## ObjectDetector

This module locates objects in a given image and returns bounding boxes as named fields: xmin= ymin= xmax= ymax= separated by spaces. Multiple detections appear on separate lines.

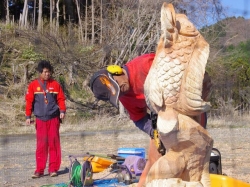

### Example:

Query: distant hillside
xmin=200 ymin=17 xmax=250 ymax=60
xmin=218 ymin=17 xmax=250 ymax=46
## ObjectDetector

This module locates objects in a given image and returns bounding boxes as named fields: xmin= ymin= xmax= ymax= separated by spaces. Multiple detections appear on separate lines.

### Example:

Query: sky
xmin=220 ymin=0 xmax=250 ymax=19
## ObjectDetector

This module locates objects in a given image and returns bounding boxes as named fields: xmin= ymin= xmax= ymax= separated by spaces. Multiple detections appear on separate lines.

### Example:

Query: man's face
xmin=113 ymin=74 xmax=130 ymax=95
xmin=40 ymin=68 xmax=51 ymax=81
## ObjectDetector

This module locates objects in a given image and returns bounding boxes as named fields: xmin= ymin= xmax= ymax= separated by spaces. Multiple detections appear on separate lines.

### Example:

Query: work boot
xmin=32 ymin=172 xmax=43 ymax=179
xmin=50 ymin=172 xmax=58 ymax=177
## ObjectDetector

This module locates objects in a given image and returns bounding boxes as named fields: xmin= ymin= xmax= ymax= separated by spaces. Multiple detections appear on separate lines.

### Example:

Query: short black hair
xmin=36 ymin=60 xmax=53 ymax=73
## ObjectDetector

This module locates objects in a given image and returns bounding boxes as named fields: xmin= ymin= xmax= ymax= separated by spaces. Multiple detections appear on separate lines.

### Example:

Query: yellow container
xmin=83 ymin=156 xmax=114 ymax=173
xmin=211 ymin=174 xmax=250 ymax=187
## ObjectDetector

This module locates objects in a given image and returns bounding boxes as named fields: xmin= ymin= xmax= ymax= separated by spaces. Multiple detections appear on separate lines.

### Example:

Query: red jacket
xmin=119 ymin=53 xmax=155 ymax=121
xmin=25 ymin=78 xmax=66 ymax=121
xmin=119 ymin=53 xmax=207 ymax=128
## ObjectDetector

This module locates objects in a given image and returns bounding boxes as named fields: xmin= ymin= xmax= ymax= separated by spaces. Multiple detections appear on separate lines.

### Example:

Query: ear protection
xmin=107 ymin=65 xmax=123 ymax=75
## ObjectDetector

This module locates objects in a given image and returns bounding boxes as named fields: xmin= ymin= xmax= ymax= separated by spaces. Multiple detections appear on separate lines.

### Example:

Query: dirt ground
xmin=0 ymin=126 xmax=250 ymax=187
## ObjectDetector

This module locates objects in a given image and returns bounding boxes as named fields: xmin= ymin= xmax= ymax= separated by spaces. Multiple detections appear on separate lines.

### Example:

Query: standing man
xmin=25 ymin=60 xmax=66 ymax=178
xmin=89 ymin=53 xmax=211 ymax=186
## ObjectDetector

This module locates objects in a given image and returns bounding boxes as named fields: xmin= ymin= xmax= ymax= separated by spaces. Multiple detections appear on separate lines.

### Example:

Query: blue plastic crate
xmin=117 ymin=147 xmax=146 ymax=159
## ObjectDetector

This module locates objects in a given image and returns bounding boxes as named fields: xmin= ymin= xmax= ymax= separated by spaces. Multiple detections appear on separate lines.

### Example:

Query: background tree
xmin=84 ymin=0 xmax=88 ymax=41
xmin=37 ymin=0 xmax=43 ymax=31
xmin=32 ymin=0 xmax=37 ymax=28
xmin=19 ymin=0 xmax=29 ymax=29
xmin=74 ymin=0 xmax=84 ymax=43
xmin=50 ymin=0 xmax=54 ymax=32
xmin=5 ymin=0 xmax=10 ymax=24
xmin=91 ymin=0 xmax=95 ymax=44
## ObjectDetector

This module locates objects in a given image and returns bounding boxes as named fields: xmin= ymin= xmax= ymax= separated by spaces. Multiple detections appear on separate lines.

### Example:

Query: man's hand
xmin=26 ymin=118 xmax=32 ymax=125
xmin=60 ymin=113 xmax=65 ymax=119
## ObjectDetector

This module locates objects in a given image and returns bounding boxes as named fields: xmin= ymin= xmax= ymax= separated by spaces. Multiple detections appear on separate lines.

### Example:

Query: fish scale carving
xmin=156 ymin=57 xmax=183 ymax=104
xmin=144 ymin=4 xmax=210 ymax=116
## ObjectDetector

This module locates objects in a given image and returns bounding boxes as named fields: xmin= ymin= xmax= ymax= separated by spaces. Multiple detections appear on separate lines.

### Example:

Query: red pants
xmin=35 ymin=117 xmax=61 ymax=174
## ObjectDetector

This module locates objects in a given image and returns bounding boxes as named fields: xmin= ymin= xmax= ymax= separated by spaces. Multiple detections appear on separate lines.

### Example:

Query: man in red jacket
xmin=90 ymin=53 xmax=211 ymax=186
xmin=25 ymin=60 xmax=66 ymax=178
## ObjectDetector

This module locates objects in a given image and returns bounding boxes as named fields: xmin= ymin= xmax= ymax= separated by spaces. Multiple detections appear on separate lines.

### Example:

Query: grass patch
xmin=208 ymin=114 xmax=250 ymax=128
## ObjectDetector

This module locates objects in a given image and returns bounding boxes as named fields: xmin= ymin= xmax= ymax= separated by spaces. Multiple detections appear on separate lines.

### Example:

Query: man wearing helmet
xmin=89 ymin=53 xmax=211 ymax=186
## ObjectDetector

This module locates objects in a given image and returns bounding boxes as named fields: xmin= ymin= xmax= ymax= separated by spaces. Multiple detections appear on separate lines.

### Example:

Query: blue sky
xmin=220 ymin=0 xmax=250 ymax=19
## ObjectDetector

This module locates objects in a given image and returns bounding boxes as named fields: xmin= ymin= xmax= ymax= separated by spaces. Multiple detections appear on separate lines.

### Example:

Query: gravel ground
xmin=0 ymin=126 xmax=250 ymax=187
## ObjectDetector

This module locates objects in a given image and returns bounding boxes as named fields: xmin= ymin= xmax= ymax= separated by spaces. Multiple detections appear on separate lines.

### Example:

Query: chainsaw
xmin=151 ymin=113 xmax=166 ymax=155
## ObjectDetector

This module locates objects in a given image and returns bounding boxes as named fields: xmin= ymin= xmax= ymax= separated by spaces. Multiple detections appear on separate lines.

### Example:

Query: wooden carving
xmin=144 ymin=3 xmax=213 ymax=187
